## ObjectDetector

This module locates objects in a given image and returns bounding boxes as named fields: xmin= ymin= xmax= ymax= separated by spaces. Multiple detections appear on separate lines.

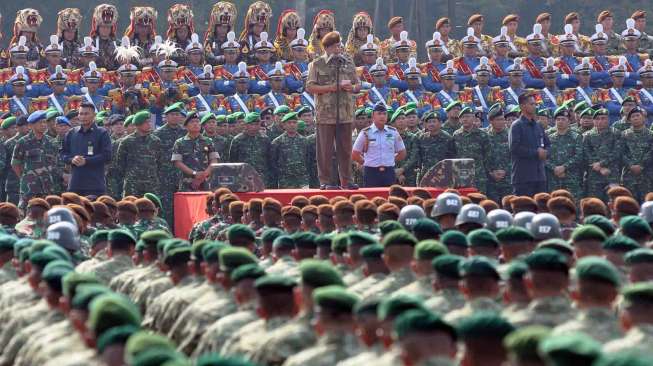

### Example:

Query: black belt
xmin=365 ymin=166 xmax=394 ymax=172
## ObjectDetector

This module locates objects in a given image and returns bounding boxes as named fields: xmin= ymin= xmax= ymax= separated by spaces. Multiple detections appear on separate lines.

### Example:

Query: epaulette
xmin=387 ymin=125 xmax=397 ymax=130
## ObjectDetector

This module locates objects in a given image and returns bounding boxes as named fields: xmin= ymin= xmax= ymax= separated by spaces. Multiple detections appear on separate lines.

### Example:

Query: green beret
xmin=571 ymin=225 xmax=607 ymax=242
xmin=42 ymin=260 xmax=75 ymax=291
xmin=62 ymin=272 xmax=100 ymax=299
xmin=42 ymin=244 xmax=72 ymax=262
xmin=227 ymin=224 xmax=256 ymax=243
xmin=163 ymin=102 xmax=185 ymax=115
xmin=505 ymin=105 xmax=521 ymax=116
xmin=296 ymin=120 xmax=306 ymax=132
xmin=219 ymin=247 xmax=257 ymax=272
xmin=348 ymin=231 xmax=378 ymax=247
xmin=504 ymin=326 xmax=551 ymax=362
xmin=379 ymin=221 xmax=404 ymax=236
xmin=46 ymin=109 xmax=61 ymax=121
xmin=88 ymin=293 xmax=142 ymax=335
xmin=30 ymin=239 xmax=56 ymax=254
xmin=382 ymin=230 xmax=418 ymax=247
xmin=365 ymin=107 xmax=373 ymax=117
xmin=378 ymin=294 xmax=425 ymax=321
xmin=458 ymin=106 xmax=473 ymax=118
xmin=457 ymin=312 xmax=515 ymax=340
xmin=360 ymin=243 xmax=383 ymax=259
xmin=354 ymin=298 xmax=381 ymax=317
xmin=254 ymin=275 xmax=297 ymax=291
xmin=414 ymin=240 xmax=448 ymax=260
xmin=602 ymin=235 xmax=640 ymax=252
xmin=496 ymin=227 xmax=534 ymax=243
xmin=432 ymin=254 xmax=464 ymax=279
xmin=536 ymin=108 xmax=551 ymax=117
xmin=196 ymin=354 xmax=257 ymax=366
xmin=292 ymin=232 xmax=317 ymax=249
xmin=583 ymin=215 xmax=616 ymax=236
xmin=355 ymin=107 xmax=367 ymax=117
xmin=96 ymin=324 xmax=139 ymax=354
xmin=420 ymin=111 xmax=434 ymax=122
xmin=412 ymin=218 xmax=442 ymax=239
xmin=593 ymin=108 xmax=609 ymax=118
xmin=467 ymin=228 xmax=499 ymax=248
xmin=537 ymin=238 xmax=574 ymax=257
xmin=488 ymin=104 xmax=504 ymax=120
xmin=274 ymin=105 xmax=291 ymax=115
xmin=622 ymin=282 xmax=653 ymax=306
xmin=444 ymin=100 xmax=462 ymax=112
xmin=394 ymin=308 xmax=456 ymax=340
xmin=261 ymin=228 xmax=285 ymax=244
xmin=575 ymin=256 xmax=621 ymax=286
xmin=233 ymin=111 xmax=245 ymax=120
xmin=123 ymin=115 xmax=134 ymax=127
xmin=90 ymin=230 xmax=109 ymax=246
xmin=191 ymin=240 xmax=210 ymax=261
xmin=506 ymin=260 xmax=528 ymax=280
xmin=619 ymin=216 xmax=652 ymax=240
xmin=553 ymin=106 xmax=570 ymax=119
xmin=299 ymin=259 xmax=344 ymax=288
xmin=440 ymin=230 xmax=469 ymax=247
xmin=390 ymin=108 xmax=403 ymax=124
xmin=71 ymin=284 xmax=110 ymax=309
xmin=281 ymin=112 xmax=298 ymax=123
xmin=331 ymin=233 xmax=349 ymax=254
xmin=539 ymin=332 xmax=602 ymax=366
xmin=200 ymin=113 xmax=216 ymax=125
xmin=230 ymin=263 xmax=266 ymax=283
xmin=1 ymin=117 xmax=16 ymax=130
xmin=386 ymin=107 xmax=395 ymax=117
xmin=573 ymin=101 xmax=588 ymax=113
xmin=162 ymin=239 xmax=191 ymax=265
xmin=460 ymin=256 xmax=500 ymax=279
xmin=315 ymin=233 xmax=334 ymax=248
xmin=215 ymin=115 xmax=226 ymax=125
xmin=14 ymin=238 xmax=32 ymax=257
xmin=525 ymin=248 xmax=569 ymax=272
xmin=625 ymin=248 xmax=653 ymax=265
xmin=244 ymin=112 xmax=260 ymax=124
xmin=130 ymin=347 xmax=186 ymax=366
xmin=226 ymin=114 xmax=237 ymax=124
xmin=313 ymin=285 xmax=359 ymax=313
xmin=202 ymin=242 xmax=228 ymax=263
xmin=0 ymin=235 xmax=17 ymax=251
xmin=594 ymin=351 xmax=653 ymax=366
xmin=109 ymin=229 xmax=136 ymax=245
xmin=140 ymin=230 xmax=171 ymax=246
xmin=404 ymin=108 xmax=417 ymax=116
xmin=125 ymin=331 xmax=176 ymax=364
xmin=184 ymin=111 xmax=200 ymax=126
xmin=131 ymin=110 xmax=151 ymax=126
xmin=30 ymin=249 xmax=66 ymax=269
xmin=273 ymin=235 xmax=295 ymax=251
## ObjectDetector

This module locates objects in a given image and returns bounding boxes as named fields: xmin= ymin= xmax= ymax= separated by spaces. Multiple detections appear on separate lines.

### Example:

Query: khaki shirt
xmin=307 ymin=53 xmax=359 ymax=124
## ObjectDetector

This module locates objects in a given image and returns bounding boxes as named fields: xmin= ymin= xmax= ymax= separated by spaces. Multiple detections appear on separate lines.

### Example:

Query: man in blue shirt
xmin=352 ymin=102 xmax=407 ymax=187
xmin=61 ymin=102 xmax=112 ymax=197
xmin=508 ymin=92 xmax=550 ymax=196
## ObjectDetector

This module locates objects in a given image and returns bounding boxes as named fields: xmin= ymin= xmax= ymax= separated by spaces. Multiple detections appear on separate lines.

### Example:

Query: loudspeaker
xmin=209 ymin=163 xmax=265 ymax=192
xmin=419 ymin=159 xmax=475 ymax=188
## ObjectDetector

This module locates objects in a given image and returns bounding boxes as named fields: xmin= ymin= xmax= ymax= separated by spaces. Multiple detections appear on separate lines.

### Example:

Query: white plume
xmin=84 ymin=36 xmax=92 ymax=47
xmin=297 ymin=28 xmax=305 ymax=40
xmin=564 ymin=24 xmax=573 ymax=34
xmin=260 ymin=31 xmax=268 ymax=42
xmin=227 ymin=31 xmax=235 ymax=42
xmin=446 ymin=60 xmax=453 ymax=69
xmin=546 ymin=57 xmax=554 ymax=67
xmin=400 ymin=30 xmax=408 ymax=41
xmin=467 ymin=27 xmax=474 ymax=37
xmin=434 ymin=32 xmax=442 ymax=41
xmin=89 ymin=61 xmax=97 ymax=72
xmin=18 ymin=36 xmax=26 ymax=46
xmin=480 ymin=56 xmax=488 ymax=65
xmin=237 ymin=61 xmax=247 ymax=73
xmin=49 ymin=35 xmax=58 ymax=46
xmin=500 ymin=26 xmax=508 ymax=36
xmin=595 ymin=24 xmax=603 ymax=33
xmin=408 ymin=57 xmax=416 ymax=68
xmin=157 ymin=40 xmax=180 ymax=59
xmin=533 ymin=23 xmax=542 ymax=34
xmin=627 ymin=18 xmax=635 ymax=29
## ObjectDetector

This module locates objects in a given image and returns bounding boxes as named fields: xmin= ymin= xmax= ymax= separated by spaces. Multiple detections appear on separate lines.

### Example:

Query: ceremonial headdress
xmin=526 ymin=24 xmax=543 ymax=43
xmin=590 ymin=24 xmax=608 ymax=44
xmin=494 ymin=26 xmax=511 ymax=45
xmin=559 ymin=24 xmax=577 ymax=46
xmin=11 ymin=8 xmax=42 ymax=45
xmin=57 ymin=8 xmax=82 ymax=39
xmin=221 ymin=31 xmax=240 ymax=50
xmin=290 ymin=28 xmax=308 ymax=49
xmin=90 ymin=4 xmax=118 ymax=38
xmin=125 ymin=7 xmax=157 ymax=39
xmin=462 ymin=27 xmax=480 ymax=46
xmin=45 ymin=35 xmax=62 ymax=55
xmin=622 ymin=18 xmax=641 ymax=39
xmin=240 ymin=1 xmax=272 ymax=41
xmin=205 ymin=2 xmax=237 ymax=42
xmin=79 ymin=36 xmax=99 ymax=56
xmin=166 ymin=4 xmax=194 ymax=39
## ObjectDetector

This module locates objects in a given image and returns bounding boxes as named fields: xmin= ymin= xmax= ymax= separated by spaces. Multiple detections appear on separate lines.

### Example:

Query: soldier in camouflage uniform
xmin=201 ymin=114 xmax=229 ymax=163
xmin=4 ymin=118 xmax=29 ymax=205
xmin=0 ymin=117 xmax=16 ymax=202
xmin=583 ymin=108 xmax=622 ymax=202
xmin=228 ymin=112 xmax=272 ymax=187
xmin=453 ymin=107 xmax=490 ymax=194
xmin=305 ymin=132 xmax=319 ymax=188
xmin=172 ymin=112 xmax=219 ymax=192
xmin=392 ymin=109 xmax=418 ymax=186
xmin=486 ymin=106 xmax=512 ymax=203
xmin=619 ymin=107 xmax=653 ymax=202
xmin=416 ymin=111 xmax=455 ymax=183
xmin=153 ymin=103 xmax=187 ymax=226
xmin=271 ymin=112 xmax=310 ymax=188
xmin=546 ymin=107 xmax=585 ymax=199
xmin=11 ymin=111 xmax=59 ymax=210
xmin=105 ymin=115 xmax=128 ymax=199
xmin=116 ymin=111 xmax=165 ymax=198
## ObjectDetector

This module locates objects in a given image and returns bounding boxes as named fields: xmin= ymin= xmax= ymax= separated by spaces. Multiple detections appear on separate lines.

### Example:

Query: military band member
xmin=364 ymin=58 xmax=398 ymax=110
xmin=605 ymin=57 xmax=636 ymax=122
xmin=380 ymin=17 xmax=417 ymax=64
xmin=436 ymin=61 xmax=459 ymax=111
xmin=204 ymin=2 xmax=238 ymax=66
xmin=80 ymin=62 xmax=107 ymax=113
xmin=556 ymin=24 xmax=582 ymax=89
xmin=521 ymin=24 xmax=548 ymax=89
xmin=539 ymin=58 xmax=563 ymax=113
xmin=213 ymin=31 xmax=242 ymax=95
xmin=502 ymin=58 xmax=526 ymax=107
xmin=45 ymin=66 xmax=70 ymax=115
xmin=535 ymin=13 xmax=556 ymax=58
xmin=345 ymin=12 xmax=379 ymax=67
xmin=622 ymin=18 xmax=647 ymax=76
xmin=503 ymin=14 xmax=527 ymax=58
xmin=90 ymin=4 xmax=119 ymax=71
xmin=184 ymin=34 xmax=207 ymax=78
xmin=10 ymin=9 xmax=44 ymax=69
xmin=261 ymin=62 xmax=288 ymax=110
xmin=400 ymin=58 xmax=433 ymax=118
xmin=489 ymin=27 xmax=512 ymax=88
xmin=468 ymin=57 xmax=498 ymax=126
xmin=467 ymin=14 xmax=493 ymax=57
xmin=166 ymin=4 xmax=194 ymax=65
xmin=239 ymin=1 xmax=273 ymax=64
xmin=285 ymin=28 xmax=310 ymax=93
xmin=226 ymin=62 xmax=258 ymax=113
xmin=8 ymin=67 xmax=32 ymax=117
xmin=307 ymin=10 xmax=335 ymax=59
xmin=248 ymin=31 xmax=275 ymax=94
xmin=193 ymin=65 xmax=223 ymax=115
xmin=124 ymin=7 xmax=158 ymax=66
xmin=56 ymin=8 xmax=83 ymax=69
xmin=631 ymin=10 xmax=653 ymax=55
xmin=421 ymin=32 xmax=447 ymax=93
xmin=172 ymin=112 xmax=218 ymax=191
xmin=273 ymin=9 xmax=300 ymax=63
xmin=547 ymin=107 xmax=584 ymax=199
xmin=455 ymin=28 xmax=482 ymax=88
xmin=569 ymin=58 xmax=598 ymax=106
xmin=588 ymin=24 xmax=614 ymax=88
xmin=563 ymin=12 xmax=592 ymax=56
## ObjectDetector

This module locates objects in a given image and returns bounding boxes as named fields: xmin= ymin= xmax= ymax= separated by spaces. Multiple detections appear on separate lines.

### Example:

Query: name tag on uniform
xmin=87 ymin=145 xmax=94 ymax=156
xmin=386 ymin=133 xmax=393 ymax=140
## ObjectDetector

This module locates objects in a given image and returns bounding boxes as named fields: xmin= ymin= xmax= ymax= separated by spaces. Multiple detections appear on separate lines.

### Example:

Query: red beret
xmin=321 ymin=31 xmax=341 ymax=48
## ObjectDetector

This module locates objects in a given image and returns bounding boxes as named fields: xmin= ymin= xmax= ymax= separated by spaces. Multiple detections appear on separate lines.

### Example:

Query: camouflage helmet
xmin=398 ymin=205 xmax=426 ymax=230
xmin=455 ymin=204 xmax=487 ymax=226
xmin=46 ymin=207 xmax=78 ymax=228
xmin=486 ymin=209 xmax=513 ymax=232
xmin=641 ymin=201 xmax=653 ymax=224
xmin=432 ymin=193 xmax=462 ymax=217
xmin=513 ymin=211 xmax=536 ymax=230
xmin=530 ymin=213 xmax=561 ymax=240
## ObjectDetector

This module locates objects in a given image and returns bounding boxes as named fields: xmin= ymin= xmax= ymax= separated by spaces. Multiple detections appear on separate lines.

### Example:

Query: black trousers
xmin=513 ymin=181 xmax=547 ymax=196
xmin=363 ymin=166 xmax=396 ymax=187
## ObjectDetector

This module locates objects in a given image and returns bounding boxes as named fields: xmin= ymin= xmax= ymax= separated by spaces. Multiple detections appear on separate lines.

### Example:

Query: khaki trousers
xmin=316 ymin=123 xmax=352 ymax=185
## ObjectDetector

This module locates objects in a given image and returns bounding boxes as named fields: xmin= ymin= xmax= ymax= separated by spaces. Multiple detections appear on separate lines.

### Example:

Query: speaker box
xmin=419 ymin=159 xmax=475 ymax=188
xmin=209 ymin=163 xmax=265 ymax=192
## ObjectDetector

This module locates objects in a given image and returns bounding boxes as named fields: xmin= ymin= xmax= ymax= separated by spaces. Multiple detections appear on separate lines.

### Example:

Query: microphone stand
xmin=332 ymin=55 xmax=346 ymax=188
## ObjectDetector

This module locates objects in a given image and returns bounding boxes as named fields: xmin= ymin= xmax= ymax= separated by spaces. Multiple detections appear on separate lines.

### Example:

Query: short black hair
xmin=16 ymin=116 xmax=28 ymax=126
xmin=79 ymin=102 xmax=97 ymax=111
xmin=106 ymin=114 xmax=125 ymax=125
xmin=518 ymin=92 xmax=533 ymax=106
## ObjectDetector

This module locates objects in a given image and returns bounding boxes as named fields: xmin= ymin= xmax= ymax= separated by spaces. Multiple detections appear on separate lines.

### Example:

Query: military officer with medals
xmin=454 ymin=28 xmax=481 ymax=88
xmin=489 ymin=27 xmax=512 ymax=88
xmin=261 ymin=62 xmax=289 ymax=110
xmin=399 ymin=58 xmax=433 ymax=118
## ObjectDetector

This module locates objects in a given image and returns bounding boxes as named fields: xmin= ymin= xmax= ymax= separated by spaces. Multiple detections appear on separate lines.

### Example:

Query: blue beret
xmin=27 ymin=110 xmax=48 ymax=124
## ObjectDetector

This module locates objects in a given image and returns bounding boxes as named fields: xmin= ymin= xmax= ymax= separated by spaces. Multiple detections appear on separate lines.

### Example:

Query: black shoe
xmin=319 ymin=184 xmax=328 ymax=190
xmin=343 ymin=183 xmax=359 ymax=190
xmin=325 ymin=184 xmax=341 ymax=190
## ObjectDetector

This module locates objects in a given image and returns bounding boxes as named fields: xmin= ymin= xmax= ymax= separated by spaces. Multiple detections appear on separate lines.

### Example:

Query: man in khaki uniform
xmin=306 ymin=31 xmax=361 ymax=190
